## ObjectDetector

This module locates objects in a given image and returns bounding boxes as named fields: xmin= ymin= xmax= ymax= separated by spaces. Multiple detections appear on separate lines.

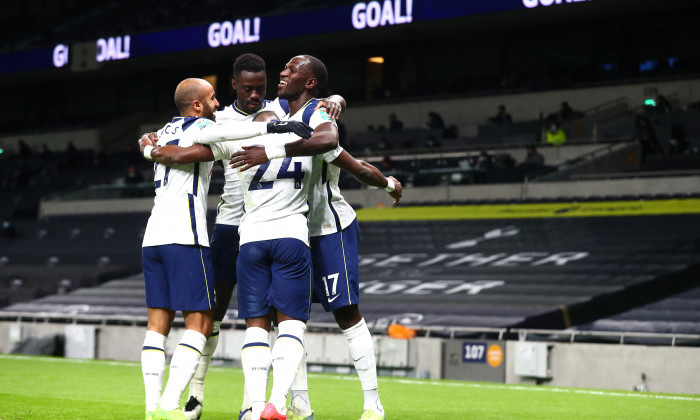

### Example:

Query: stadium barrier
xmin=1 ymin=315 xmax=699 ymax=394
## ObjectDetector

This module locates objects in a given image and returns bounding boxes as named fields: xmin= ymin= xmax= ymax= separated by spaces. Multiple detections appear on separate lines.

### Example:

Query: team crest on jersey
xmin=319 ymin=108 xmax=333 ymax=121
xmin=196 ymin=119 xmax=213 ymax=129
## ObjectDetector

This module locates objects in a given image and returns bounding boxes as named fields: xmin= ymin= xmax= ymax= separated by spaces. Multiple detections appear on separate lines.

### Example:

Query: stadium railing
xmin=2 ymin=311 xmax=698 ymax=348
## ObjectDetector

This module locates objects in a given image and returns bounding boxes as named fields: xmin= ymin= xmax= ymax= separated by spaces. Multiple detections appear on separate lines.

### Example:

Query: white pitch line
xmin=0 ymin=354 xmax=138 ymax=367
xmin=313 ymin=374 xmax=700 ymax=402
xmin=3 ymin=355 xmax=698 ymax=402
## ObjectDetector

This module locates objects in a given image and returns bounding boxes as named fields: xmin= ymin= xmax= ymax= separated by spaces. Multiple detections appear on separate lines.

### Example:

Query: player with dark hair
xmin=229 ymin=54 xmax=400 ymax=420
xmin=139 ymin=78 xmax=311 ymax=420
xmin=141 ymin=53 xmax=345 ymax=420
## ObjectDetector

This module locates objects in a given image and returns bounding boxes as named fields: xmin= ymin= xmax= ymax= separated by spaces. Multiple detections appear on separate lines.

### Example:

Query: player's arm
xmin=139 ymin=135 xmax=215 ymax=166
xmin=229 ymin=122 xmax=339 ymax=172
xmin=198 ymin=120 xmax=313 ymax=144
xmin=150 ymin=144 xmax=215 ymax=166
xmin=330 ymin=150 xmax=403 ymax=205
xmin=314 ymin=94 xmax=347 ymax=120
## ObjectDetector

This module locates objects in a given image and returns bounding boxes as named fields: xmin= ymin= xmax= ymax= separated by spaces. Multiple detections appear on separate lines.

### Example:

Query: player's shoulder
xmin=262 ymin=98 xmax=288 ymax=119
xmin=215 ymin=104 xmax=249 ymax=123
xmin=306 ymin=100 xmax=334 ymax=127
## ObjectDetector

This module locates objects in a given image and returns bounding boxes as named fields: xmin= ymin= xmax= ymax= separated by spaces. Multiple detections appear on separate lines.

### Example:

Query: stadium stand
xmin=3 ymin=212 xmax=699 ymax=342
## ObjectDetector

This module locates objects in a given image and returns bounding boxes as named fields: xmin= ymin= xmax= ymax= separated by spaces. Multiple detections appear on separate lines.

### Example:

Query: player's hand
xmin=387 ymin=176 xmax=402 ymax=205
xmin=229 ymin=145 xmax=268 ymax=172
xmin=315 ymin=98 xmax=342 ymax=120
xmin=138 ymin=132 xmax=157 ymax=154
xmin=266 ymin=120 xmax=314 ymax=139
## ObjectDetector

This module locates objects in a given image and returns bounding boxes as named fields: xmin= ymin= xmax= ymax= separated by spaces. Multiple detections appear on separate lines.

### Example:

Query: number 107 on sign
xmin=462 ymin=342 xmax=487 ymax=363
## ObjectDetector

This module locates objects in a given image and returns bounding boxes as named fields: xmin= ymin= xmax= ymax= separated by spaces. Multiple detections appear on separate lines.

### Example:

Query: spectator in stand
xmin=548 ymin=101 xmax=583 ymax=123
xmin=18 ymin=139 xmax=32 ymax=158
xmin=523 ymin=145 xmax=545 ymax=165
xmin=557 ymin=101 xmax=585 ymax=122
xmin=669 ymin=124 xmax=689 ymax=155
xmin=10 ymin=160 xmax=31 ymax=188
xmin=655 ymin=95 xmax=672 ymax=113
xmin=546 ymin=121 xmax=567 ymax=146
xmin=377 ymin=138 xmax=392 ymax=151
xmin=63 ymin=141 xmax=79 ymax=168
xmin=123 ymin=164 xmax=145 ymax=197
xmin=39 ymin=144 xmax=57 ymax=178
xmin=473 ymin=151 xmax=493 ymax=184
xmin=558 ymin=102 xmax=574 ymax=121
xmin=474 ymin=151 xmax=493 ymax=171
xmin=388 ymin=113 xmax=403 ymax=131
xmin=426 ymin=111 xmax=446 ymax=133
xmin=634 ymin=115 xmax=663 ymax=160
xmin=381 ymin=155 xmax=395 ymax=171
xmin=490 ymin=105 xmax=512 ymax=125
xmin=124 ymin=164 xmax=144 ymax=185
xmin=40 ymin=144 xmax=52 ymax=162
xmin=93 ymin=147 xmax=107 ymax=167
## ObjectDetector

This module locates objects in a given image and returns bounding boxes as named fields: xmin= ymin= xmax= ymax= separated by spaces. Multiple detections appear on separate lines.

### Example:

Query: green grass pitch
xmin=1 ymin=355 xmax=698 ymax=419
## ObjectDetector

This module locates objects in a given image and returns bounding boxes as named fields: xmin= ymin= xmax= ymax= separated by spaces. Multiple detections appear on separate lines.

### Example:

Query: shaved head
xmin=173 ymin=78 xmax=219 ymax=120
xmin=174 ymin=78 xmax=211 ymax=114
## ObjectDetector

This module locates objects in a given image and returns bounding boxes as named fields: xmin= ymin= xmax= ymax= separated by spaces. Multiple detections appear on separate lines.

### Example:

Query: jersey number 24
xmin=249 ymin=157 xmax=304 ymax=191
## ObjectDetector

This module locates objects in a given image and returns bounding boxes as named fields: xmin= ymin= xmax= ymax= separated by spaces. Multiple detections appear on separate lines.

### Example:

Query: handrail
xmin=571 ymin=169 xmax=700 ymax=181
xmin=581 ymin=96 xmax=627 ymax=115
xmin=2 ymin=311 xmax=697 ymax=347
xmin=526 ymin=139 xmax=633 ymax=183
xmin=509 ymin=328 xmax=700 ymax=347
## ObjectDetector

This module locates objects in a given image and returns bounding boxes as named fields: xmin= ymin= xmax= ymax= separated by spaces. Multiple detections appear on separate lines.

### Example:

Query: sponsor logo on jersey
xmin=319 ymin=108 xmax=333 ymax=122
xmin=196 ymin=119 xmax=213 ymax=129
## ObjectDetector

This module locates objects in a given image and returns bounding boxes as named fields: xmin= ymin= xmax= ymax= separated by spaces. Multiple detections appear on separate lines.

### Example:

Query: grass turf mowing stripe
xmin=2 ymin=355 xmax=698 ymax=419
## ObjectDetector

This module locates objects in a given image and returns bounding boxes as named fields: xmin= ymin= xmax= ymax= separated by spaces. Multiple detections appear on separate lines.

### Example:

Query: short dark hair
xmin=301 ymin=55 xmax=327 ymax=94
xmin=233 ymin=53 xmax=266 ymax=78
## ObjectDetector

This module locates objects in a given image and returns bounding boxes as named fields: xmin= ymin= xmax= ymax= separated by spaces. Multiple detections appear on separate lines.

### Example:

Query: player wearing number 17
xmin=141 ymin=83 xmax=338 ymax=420
xmin=139 ymin=78 xmax=313 ymax=420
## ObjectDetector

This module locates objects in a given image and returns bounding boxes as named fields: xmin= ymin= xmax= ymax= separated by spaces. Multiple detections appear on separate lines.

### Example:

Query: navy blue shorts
xmin=211 ymin=224 xmax=240 ymax=285
xmin=236 ymin=238 xmax=312 ymax=320
xmin=310 ymin=219 xmax=360 ymax=312
xmin=142 ymin=244 xmax=215 ymax=311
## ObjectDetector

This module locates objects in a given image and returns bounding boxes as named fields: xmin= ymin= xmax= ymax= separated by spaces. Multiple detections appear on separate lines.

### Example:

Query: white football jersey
xmin=299 ymin=102 xmax=356 ymax=237
xmin=207 ymin=133 xmax=312 ymax=246
xmin=212 ymin=98 xmax=288 ymax=226
xmin=142 ymin=116 xmax=215 ymax=247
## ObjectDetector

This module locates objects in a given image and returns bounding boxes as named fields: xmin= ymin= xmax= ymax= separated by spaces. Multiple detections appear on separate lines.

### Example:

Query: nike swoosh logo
xmin=328 ymin=295 xmax=340 ymax=303
xmin=352 ymin=356 xmax=365 ymax=362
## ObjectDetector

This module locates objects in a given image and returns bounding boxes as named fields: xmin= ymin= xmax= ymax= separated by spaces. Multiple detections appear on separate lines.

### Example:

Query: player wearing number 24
xmin=138 ymin=77 xmax=315 ymax=420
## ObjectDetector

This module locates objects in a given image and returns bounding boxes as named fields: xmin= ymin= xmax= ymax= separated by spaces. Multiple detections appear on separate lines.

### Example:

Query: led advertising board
xmin=0 ymin=0 xmax=593 ymax=75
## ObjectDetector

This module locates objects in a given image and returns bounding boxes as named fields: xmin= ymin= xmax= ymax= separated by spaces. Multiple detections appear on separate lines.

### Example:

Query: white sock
xmin=141 ymin=330 xmax=167 ymax=412
xmin=269 ymin=320 xmax=306 ymax=414
xmin=189 ymin=321 xmax=220 ymax=402
xmin=241 ymin=381 xmax=251 ymax=413
xmin=160 ymin=330 xmax=206 ymax=411
xmin=241 ymin=327 xmax=271 ymax=420
xmin=343 ymin=318 xmax=383 ymax=413
xmin=289 ymin=347 xmax=312 ymax=416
